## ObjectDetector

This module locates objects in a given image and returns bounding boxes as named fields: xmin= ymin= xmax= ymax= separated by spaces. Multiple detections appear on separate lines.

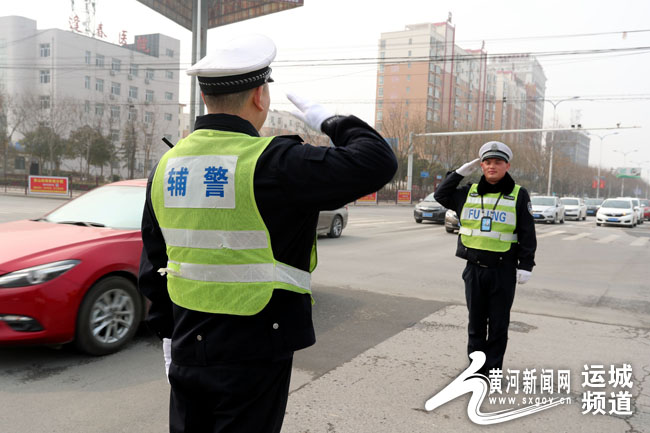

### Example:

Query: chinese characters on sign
xmin=168 ymin=167 xmax=189 ymax=197
xmin=204 ymin=166 xmax=229 ymax=198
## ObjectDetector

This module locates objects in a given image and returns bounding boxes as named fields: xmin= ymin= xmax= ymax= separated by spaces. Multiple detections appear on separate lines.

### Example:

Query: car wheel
xmin=75 ymin=276 xmax=142 ymax=356
xmin=445 ymin=227 xmax=455 ymax=233
xmin=597 ymin=223 xmax=601 ymax=226
xmin=551 ymin=214 xmax=557 ymax=224
xmin=415 ymin=218 xmax=423 ymax=223
xmin=328 ymin=215 xmax=344 ymax=238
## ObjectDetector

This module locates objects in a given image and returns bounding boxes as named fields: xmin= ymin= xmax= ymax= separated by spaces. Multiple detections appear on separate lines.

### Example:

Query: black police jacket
xmin=138 ymin=113 xmax=397 ymax=365
xmin=434 ymin=170 xmax=536 ymax=271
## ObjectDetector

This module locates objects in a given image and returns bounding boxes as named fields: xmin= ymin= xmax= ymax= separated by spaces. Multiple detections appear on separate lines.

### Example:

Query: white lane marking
xmin=596 ymin=234 xmax=619 ymax=244
xmin=563 ymin=232 xmax=591 ymax=241
xmin=630 ymin=237 xmax=649 ymax=247
xmin=537 ymin=230 xmax=566 ymax=239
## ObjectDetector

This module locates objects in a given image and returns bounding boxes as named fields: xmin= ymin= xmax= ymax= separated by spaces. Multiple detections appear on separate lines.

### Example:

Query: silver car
xmin=317 ymin=206 xmax=349 ymax=238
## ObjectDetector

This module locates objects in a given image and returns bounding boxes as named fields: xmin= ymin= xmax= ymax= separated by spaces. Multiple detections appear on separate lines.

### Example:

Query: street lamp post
xmin=588 ymin=132 xmax=618 ymax=199
xmin=545 ymin=96 xmax=579 ymax=196
xmin=613 ymin=149 xmax=638 ymax=196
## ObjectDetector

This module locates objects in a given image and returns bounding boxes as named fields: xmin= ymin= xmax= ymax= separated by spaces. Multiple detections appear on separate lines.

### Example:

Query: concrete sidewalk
xmin=285 ymin=305 xmax=650 ymax=433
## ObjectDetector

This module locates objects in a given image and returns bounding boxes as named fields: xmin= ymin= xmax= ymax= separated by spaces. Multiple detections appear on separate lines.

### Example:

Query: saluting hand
xmin=455 ymin=158 xmax=481 ymax=177
xmin=286 ymin=92 xmax=335 ymax=132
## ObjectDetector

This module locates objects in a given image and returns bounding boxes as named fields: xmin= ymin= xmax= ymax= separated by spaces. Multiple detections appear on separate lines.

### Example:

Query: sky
xmin=3 ymin=0 xmax=650 ymax=179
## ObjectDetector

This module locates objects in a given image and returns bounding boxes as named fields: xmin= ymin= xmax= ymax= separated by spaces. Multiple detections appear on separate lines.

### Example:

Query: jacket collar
xmin=193 ymin=113 xmax=260 ymax=137
xmin=476 ymin=171 xmax=515 ymax=196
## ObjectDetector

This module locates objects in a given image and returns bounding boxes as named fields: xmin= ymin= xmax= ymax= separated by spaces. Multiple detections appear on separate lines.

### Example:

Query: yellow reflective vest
xmin=151 ymin=129 xmax=316 ymax=315
xmin=459 ymin=184 xmax=520 ymax=252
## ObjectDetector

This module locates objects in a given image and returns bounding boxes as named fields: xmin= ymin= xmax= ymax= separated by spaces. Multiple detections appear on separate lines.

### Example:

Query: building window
xmin=96 ymin=78 xmax=104 ymax=92
xmin=378 ymin=87 xmax=383 ymax=97
xmin=129 ymin=86 xmax=138 ymax=98
xmin=111 ymin=130 xmax=120 ymax=143
xmin=96 ymin=54 xmax=104 ymax=68
xmin=378 ymin=76 xmax=383 ymax=85
xmin=111 ymin=82 xmax=121 ymax=95
xmin=40 ymin=43 xmax=50 ymax=57
xmin=408 ymin=50 xmax=411 ymax=57
xmin=379 ymin=64 xmax=384 ymax=73
xmin=40 ymin=95 xmax=50 ymax=109
xmin=408 ymin=38 xmax=412 ymax=45
xmin=380 ymin=39 xmax=386 ymax=48
xmin=166 ymin=48 xmax=174 ymax=57
xmin=14 ymin=156 xmax=26 ymax=170
xmin=146 ymin=69 xmax=154 ymax=80
xmin=110 ymin=105 xmax=120 ymax=119
xmin=40 ymin=70 xmax=50 ymax=84
xmin=84 ymin=76 xmax=90 ymax=89
xmin=377 ymin=111 xmax=382 ymax=121
xmin=84 ymin=100 xmax=90 ymax=113
xmin=166 ymin=70 xmax=174 ymax=79
xmin=407 ymin=61 xmax=411 ymax=69
xmin=407 ymin=75 xmax=411 ymax=81
xmin=406 ymin=87 xmax=410 ymax=94
xmin=128 ymin=108 xmax=137 ymax=121
xmin=130 ymin=64 xmax=139 ymax=76
xmin=164 ymin=113 xmax=173 ymax=121
xmin=145 ymin=111 xmax=153 ymax=123
xmin=145 ymin=90 xmax=154 ymax=102
xmin=165 ymin=92 xmax=173 ymax=101
xmin=428 ymin=86 xmax=433 ymax=96
xmin=95 ymin=103 xmax=104 ymax=116
xmin=111 ymin=58 xmax=121 ymax=72
xmin=427 ymin=111 xmax=432 ymax=121
xmin=84 ymin=50 xmax=91 ymax=64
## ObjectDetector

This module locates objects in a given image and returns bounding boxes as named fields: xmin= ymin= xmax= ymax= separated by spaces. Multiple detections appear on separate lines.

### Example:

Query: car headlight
xmin=0 ymin=260 xmax=80 ymax=288
xmin=543 ymin=209 xmax=554 ymax=215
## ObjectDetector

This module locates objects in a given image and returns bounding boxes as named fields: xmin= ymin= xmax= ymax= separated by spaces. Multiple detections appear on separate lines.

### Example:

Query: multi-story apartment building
xmin=375 ymin=22 xmax=547 ymax=151
xmin=0 ymin=15 xmax=180 ymax=179
xmin=546 ymin=130 xmax=590 ymax=167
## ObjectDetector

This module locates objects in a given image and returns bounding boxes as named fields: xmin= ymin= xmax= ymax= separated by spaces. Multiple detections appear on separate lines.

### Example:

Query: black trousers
xmin=462 ymin=261 xmax=517 ymax=374
xmin=169 ymin=356 xmax=293 ymax=433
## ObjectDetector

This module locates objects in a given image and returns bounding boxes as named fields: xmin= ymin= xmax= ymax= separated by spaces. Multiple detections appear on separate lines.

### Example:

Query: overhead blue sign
xmin=420 ymin=171 xmax=429 ymax=178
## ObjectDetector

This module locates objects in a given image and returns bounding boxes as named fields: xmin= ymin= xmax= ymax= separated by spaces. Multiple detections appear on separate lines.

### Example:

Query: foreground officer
xmin=434 ymin=141 xmax=536 ymax=375
xmin=138 ymin=34 xmax=397 ymax=433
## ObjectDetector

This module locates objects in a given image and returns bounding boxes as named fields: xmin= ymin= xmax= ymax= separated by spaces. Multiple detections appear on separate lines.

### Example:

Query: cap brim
xmin=481 ymin=151 xmax=509 ymax=162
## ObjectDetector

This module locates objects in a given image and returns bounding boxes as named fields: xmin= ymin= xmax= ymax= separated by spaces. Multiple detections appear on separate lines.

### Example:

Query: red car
xmin=0 ymin=179 xmax=147 ymax=355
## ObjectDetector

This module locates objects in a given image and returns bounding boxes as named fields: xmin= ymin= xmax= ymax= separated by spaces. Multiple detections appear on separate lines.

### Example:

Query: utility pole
xmin=545 ymin=96 xmax=579 ymax=196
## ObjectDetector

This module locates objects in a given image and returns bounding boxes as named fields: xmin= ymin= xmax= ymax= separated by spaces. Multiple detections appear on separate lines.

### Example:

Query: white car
xmin=530 ymin=196 xmax=565 ymax=224
xmin=560 ymin=197 xmax=587 ymax=221
xmin=617 ymin=197 xmax=644 ymax=225
xmin=596 ymin=198 xmax=637 ymax=227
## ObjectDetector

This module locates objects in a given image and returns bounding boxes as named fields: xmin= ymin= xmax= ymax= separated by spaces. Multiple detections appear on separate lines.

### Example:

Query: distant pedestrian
xmin=434 ymin=141 xmax=536 ymax=375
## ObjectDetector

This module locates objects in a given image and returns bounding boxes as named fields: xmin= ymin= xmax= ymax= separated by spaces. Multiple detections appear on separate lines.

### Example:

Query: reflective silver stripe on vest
xmin=458 ymin=226 xmax=518 ymax=242
xmin=167 ymin=261 xmax=311 ymax=292
xmin=465 ymin=196 xmax=516 ymax=205
xmin=160 ymin=228 xmax=268 ymax=250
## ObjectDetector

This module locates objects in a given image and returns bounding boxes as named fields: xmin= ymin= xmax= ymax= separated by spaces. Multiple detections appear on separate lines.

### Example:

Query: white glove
xmin=286 ymin=92 xmax=335 ymax=132
xmin=162 ymin=338 xmax=172 ymax=382
xmin=455 ymin=158 xmax=481 ymax=177
xmin=517 ymin=269 xmax=532 ymax=285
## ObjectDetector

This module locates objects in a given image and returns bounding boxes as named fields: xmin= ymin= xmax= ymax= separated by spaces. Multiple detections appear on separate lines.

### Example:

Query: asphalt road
xmin=0 ymin=195 xmax=648 ymax=432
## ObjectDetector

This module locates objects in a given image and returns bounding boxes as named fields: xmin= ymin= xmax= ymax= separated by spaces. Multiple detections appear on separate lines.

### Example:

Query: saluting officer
xmin=137 ymin=34 xmax=397 ymax=433
xmin=434 ymin=141 xmax=536 ymax=376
